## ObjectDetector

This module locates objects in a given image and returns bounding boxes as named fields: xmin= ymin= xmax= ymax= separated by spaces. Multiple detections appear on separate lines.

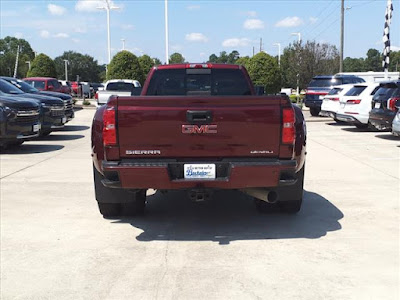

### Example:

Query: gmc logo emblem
xmin=182 ymin=124 xmax=218 ymax=134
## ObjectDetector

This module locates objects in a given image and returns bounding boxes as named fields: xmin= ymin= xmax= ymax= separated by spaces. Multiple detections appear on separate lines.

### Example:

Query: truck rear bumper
xmin=101 ymin=159 xmax=298 ymax=190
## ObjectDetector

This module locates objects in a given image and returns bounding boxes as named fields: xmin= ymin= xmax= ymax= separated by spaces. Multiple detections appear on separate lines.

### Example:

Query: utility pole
xmin=340 ymin=0 xmax=344 ymax=72
xmin=63 ymin=59 xmax=69 ymax=81
xmin=273 ymin=43 xmax=281 ymax=67
xmin=13 ymin=45 xmax=20 ymax=78
xmin=165 ymin=0 xmax=169 ymax=64
xmin=252 ymin=46 xmax=255 ymax=57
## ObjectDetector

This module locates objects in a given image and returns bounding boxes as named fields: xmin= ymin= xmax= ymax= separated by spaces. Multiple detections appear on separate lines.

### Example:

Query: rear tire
xmin=277 ymin=165 xmax=305 ymax=214
xmin=310 ymin=108 xmax=320 ymax=117
xmin=93 ymin=164 xmax=146 ymax=217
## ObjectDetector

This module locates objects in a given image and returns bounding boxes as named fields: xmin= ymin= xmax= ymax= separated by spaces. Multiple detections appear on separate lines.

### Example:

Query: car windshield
xmin=345 ymin=86 xmax=367 ymax=96
xmin=25 ymin=80 xmax=45 ymax=90
xmin=0 ymin=79 xmax=25 ymax=94
xmin=8 ymin=79 xmax=39 ymax=93
xmin=309 ymin=78 xmax=343 ymax=88
xmin=327 ymin=88 xmax=342 ymax=95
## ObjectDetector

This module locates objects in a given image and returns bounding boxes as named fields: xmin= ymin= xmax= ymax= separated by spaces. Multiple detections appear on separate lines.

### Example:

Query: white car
xmin=335 ymin=83 xmax=380 ymax=128
xmin=320 ymin=84 xmax=354 ymax=120
xmin=95 ymin=79 xmax=142 ymax=105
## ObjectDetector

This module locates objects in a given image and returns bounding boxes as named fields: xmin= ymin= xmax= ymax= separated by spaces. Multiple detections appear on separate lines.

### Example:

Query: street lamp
xmin=164 ymin=0 xmax=169 ymax=64
xmin=273 ymin=43 xmax=281 ymax=67
xmin=97 ymin=0 xmax=120 ymax=65
xmin=63 ymin=59 xmax=69 ymax=81
xmin=121 ymin=38 xmax=125 ymax=51
xmin=291 ymin=32 xmax=301 ymax=43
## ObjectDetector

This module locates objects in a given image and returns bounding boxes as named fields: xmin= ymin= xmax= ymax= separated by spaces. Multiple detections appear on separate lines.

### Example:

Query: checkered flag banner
xmin=382 ymin=0 xmax=393 ymax=72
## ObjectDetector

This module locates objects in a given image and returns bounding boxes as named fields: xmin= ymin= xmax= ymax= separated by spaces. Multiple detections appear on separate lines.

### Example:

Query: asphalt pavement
xmin=1 ymin=108 xmax=399 ymax=300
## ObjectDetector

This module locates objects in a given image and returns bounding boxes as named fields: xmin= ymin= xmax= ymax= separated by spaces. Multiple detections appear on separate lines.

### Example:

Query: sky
xmin=1 ymin=0 xmax=399 ymax=65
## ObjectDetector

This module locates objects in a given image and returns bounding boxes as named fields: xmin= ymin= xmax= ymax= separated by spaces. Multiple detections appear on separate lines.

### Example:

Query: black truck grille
xmin=51 ymin=109 xmax=65 ymax=117
xmin=15 ymin=114 xmax=40 ymax=124
xmin=65 ymin=102 xmax=73 ymax=110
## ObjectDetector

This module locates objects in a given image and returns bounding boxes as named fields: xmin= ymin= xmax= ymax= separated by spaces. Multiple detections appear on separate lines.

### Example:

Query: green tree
xmin=153 ymin=57 xmax=162 ymax=66
xmin=389 ymin=50 xmax=400 ymax=72
xmin=208 ymin=54 xmax=218 ymax=63
xmin=0 ymin=36 xmax=35 ymax=78
xmin=54 ymin=51 xmax=103 ymax=82
xmin=107 ymin=50 xmax=143 ymax=82
xmin=343 ymin=57 xmax=366 ymax=72
xmin=169 ymin=52 xmax=185 ymax=64
xmin=227 ymin=50 xmax=240 ymax=64
xmin=138 ymin=55 xmax=155 ymax=82
xmin=246 ymin=52 xmax=280 ymax=93
xmin=235 ymin=56 xmax=250 ymax=69
xmin=365 ymin=49 xmax=381 ymax=72
xmin=27 ymin=53 xmax=57 ymax=78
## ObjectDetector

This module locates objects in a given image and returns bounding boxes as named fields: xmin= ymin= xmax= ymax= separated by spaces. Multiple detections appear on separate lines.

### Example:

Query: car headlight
xmin=0 ymin=106 xmax=17 ymax=118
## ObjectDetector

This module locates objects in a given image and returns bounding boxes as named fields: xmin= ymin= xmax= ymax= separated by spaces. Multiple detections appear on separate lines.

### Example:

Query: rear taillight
xmin=95 ymin=92 xmax=98 ymax=100
xmin=346 ymin=99 xmax=361 ymax=104
xmin=282 ymin=107 xmax=295 ymax=144
xmin=331 ymin=97 xmax=339 ymax=101
xmin=103 ymin=106 xmax=116 ymax=146
xmin=388 ymin=97 xmax=400 ymax=111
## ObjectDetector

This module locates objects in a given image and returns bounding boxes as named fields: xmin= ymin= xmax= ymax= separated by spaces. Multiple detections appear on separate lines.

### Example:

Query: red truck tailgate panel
xmin=117 ymin=96 xmax=282 ymax=158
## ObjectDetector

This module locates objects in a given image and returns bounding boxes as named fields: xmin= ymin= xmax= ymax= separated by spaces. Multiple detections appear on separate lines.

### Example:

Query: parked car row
xmin=95 ymin=79 xmax=141 ymax=105
xmin=0 ymin=77 xmax=75 ymax=148
xmin=317 ymin=79 xmax=400 ymax=135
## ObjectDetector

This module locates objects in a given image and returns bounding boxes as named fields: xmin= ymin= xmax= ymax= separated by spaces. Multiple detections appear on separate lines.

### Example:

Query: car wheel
xmin=310 ymin=108 xmax=320 ymax=116
xmin=98 ymin=203 xmax=121 ymax=218
xmin=277 ymin=165 xmax=305 ymax=214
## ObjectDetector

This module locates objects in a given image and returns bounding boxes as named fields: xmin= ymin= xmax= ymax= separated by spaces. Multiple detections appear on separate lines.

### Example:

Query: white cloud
xmin=72 ymin=38 xmax=80 ymax=43
xmin=171 ymin=45 xmax=183 ymax=51
xmin=121 ymin=24 xmax=135 ymax=30
xmin=40 ymin=30 xmax=50 ymax=38
xmin=275 ymin=16 xmax=304 ymax=28
xmin=74 ymin=26 xmax=87 ymax=33
xmin=309 ymin=17 xmax=318 ymax=24
xmin=392 ymin=46 xmax=400 ymax=51
xmin=222 ymin=38 xmax=251 ymax=47
xmin=187 ymin=5 xmax=200 ymax=11
xmin=75 ymin=0 xmax=120 ymax=12
xmin=244 ymin=11 xmax=257 ymax=17
xmin=243 ymin=19 xmax=264 ymax=30
xmin=54 ymin=33 xmax=69 ymax=38
xmin=48 ymin=4 xmax=66 ymax=16
xmin=14 ymin=32 xmax=23 ymax=38
xmin=185 ymin=33 xmax=208 ymax=43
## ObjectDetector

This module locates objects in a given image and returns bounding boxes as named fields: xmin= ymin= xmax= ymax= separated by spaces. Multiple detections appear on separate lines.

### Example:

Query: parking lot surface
xmin=1 ymin=108 xmax=399 ymax=300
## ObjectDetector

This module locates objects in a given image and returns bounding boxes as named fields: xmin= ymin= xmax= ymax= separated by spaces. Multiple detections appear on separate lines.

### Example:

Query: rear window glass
xmin=308 ymin=79 xmax=340 ymax=87
xmin=372 ymin=86 xmax=400 ymax=100
xmin=345 ymin=86 xmax=367 ymax=96
xmin=146 ymin=69 xmax=252 ymax=96
xmin=370 ymin=86 xmax=380 ymax=96
xmin=25 ymin=80 xmax=45 ymax=90
xmin=107 ymin=82 xmax=137 ymax=92
xmin=327 ymin=88 xmax=342 ymax=95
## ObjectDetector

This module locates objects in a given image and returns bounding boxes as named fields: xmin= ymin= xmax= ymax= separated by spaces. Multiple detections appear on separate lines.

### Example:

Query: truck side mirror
xmin=255 ymin=86 xmax=265 ymax=95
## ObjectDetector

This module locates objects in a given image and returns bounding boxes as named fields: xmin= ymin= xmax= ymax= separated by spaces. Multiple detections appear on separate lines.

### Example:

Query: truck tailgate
xmin=117 ymin=96 xmax=283 ymax=158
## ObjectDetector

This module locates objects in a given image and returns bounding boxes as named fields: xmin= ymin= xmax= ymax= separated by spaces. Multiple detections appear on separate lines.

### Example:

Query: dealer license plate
xmin=375 ymin=103 xmax=381 ymax=109
xmin=33 ymin=124 xmax=41 ymax=132
xmin=184 ymin=164 xmax=216 ymax=179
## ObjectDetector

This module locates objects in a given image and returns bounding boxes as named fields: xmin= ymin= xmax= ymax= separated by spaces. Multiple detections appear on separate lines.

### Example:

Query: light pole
xmin=165 ymin=0 xmax=169 ymax=64
xmin=291 ymin=32 xmax=301 ymax=43
xmin=63 ymin=59 xmax=69 ymax=81
xmin=273 ymin=43 xmax=281 ymax=67
xmin=97 ymin=0 xmax=120 ymax=65
xmin=121 ymin=38 xmax=125 ymax=51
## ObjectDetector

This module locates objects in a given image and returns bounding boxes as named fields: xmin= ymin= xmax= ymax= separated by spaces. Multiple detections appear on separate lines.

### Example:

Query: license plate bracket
xmin=33 ymin=124 xmax=41 ymax=132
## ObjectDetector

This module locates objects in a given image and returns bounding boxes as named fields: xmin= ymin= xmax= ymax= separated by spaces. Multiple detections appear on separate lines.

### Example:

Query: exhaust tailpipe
xmin=241 ymin=188 xmax=279 ymax=203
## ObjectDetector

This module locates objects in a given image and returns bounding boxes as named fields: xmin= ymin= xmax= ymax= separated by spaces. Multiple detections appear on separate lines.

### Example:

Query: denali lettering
xmin=182 ymin=124 xmax=218 ymax=134
xmin=126 ymin=150 xmax=161 ymax=155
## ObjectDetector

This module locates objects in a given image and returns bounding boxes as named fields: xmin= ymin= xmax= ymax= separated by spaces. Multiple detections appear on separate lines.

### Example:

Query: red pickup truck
xmin=91 ymin=64 xmax=307 ymax=217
